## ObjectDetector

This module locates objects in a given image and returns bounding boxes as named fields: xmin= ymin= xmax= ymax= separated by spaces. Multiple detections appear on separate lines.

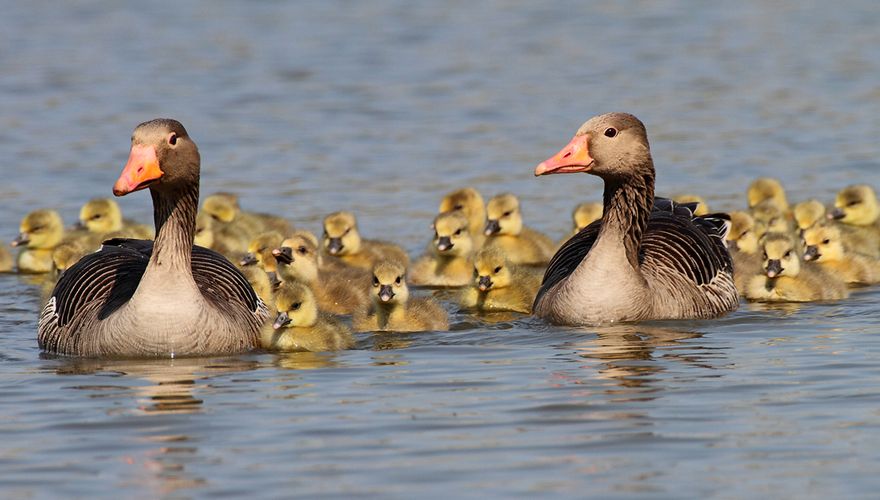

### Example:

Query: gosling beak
xmin=10 ymin=233 xmax=29 ymax=247
xmin=485 ymin=219 xmax=501 ymax=236
xmin=273 ymin=311 xmax=291 ymax=330
xmin=273 ymin=247 xmax=293 ymax=265
xmin=828 ymin=208 xmax=846 ymax=220
xmin=327 ymin=238 xmax=343 ymax=255
xmin=72 ymin=221 xmax=86 ymax=231
xmin=535 ymin=133 xmax=594 ymax=176
xmin=478 ymin=275 xmax=493 ymax=291
xmin=267 ymin=271 xmax=281 ymax=288
xmin=240 ymin=253 xmax=258 ymax=266
xmin=113 ymin=144 xmax=163 ymax=196
xmin=378 ymin=284 xmax=395 ymax=302
xmin=436 ymin=236 xmax=453 ymax=252
xmin=765 ymin=259 xmax=783 ymax=278
xmin=803 ymin=245 xmax=821 ymax=261
xmin=727 ymin=240 xmax=739 ymax=252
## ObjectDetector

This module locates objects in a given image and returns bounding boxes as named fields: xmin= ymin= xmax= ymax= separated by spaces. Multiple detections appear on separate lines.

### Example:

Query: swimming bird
xmin=802 ymin=224 xmax=880 ymax=285
xmin=571 ymin=202 xmax=603 ymax=234
xmin=459 ymin=247 xmax=543 ymax=313
xmin=353 ymin=260 xmax=449 ymax=332
xmin=744 ymin=232 xmax=848 ymax=302
xmin=410 ymin=212 xmax=476 ymax=287
xmin=38 ymin=118 xmax=269 ymax=357
xmin=11 ymin=209 xmax=66 ymax=273
xmin=747 ymin=177 xmax=789 ymax=212
xmin=726 ymin=211 xmax=763 ymax=292
xmin=78 ymin=198 xmax=152 ymax=239
xmin=240 ymin=231 xmax=285 ymax=283
xmin=202 ymin=192 xmax=293 ymax=242
xmin=531 ymin=112 xmax=738 ymax=324
xmin=483 ymin=193 xmax=555 ymax=265
xmin=438 ymin=187 xmax=487 ymax=248
xmin=262 ymin=282 xmax=355 ymax=352
xmin=321 ymin=211 xmax=409 ymax=270
xmin=793 ymin=199 xmax=826 ymax=232
xmin=0 ymin=244 xmax=12 ymax=272
xmin=274 ymin=231 xmax=370 ymax=315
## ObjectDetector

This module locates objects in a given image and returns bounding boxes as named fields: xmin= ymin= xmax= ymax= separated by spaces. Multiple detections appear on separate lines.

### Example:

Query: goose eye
xmin=394 ymin=276 xmax=402 ymax=285
xmin=292 ymin=302 xmax=301 ymax=311
xmin=168 ymin=133 xmax=178 ymax=146
xmin=822 ymin=238 xmax=830 ymax=244
xmin=372 ymin=276 xmax=379 ymax=287
xmin=604 ymin=127 xmax=618 ymax=138
xmin=494 ymin=266 xmax=502 ymax=274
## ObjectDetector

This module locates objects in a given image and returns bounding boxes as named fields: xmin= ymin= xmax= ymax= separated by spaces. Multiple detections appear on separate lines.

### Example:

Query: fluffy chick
xmin=459 ymin=247 xmax=543 ymax=313
xmin=483 ymin=193 xmax=554 ymax=265
xmin=353 ymin=260 xmax=449 ymax=332
xmin=410 ymin=212 xmax=475 ymax=287
xmin=262 ymin=282 xmax=355 ymax=352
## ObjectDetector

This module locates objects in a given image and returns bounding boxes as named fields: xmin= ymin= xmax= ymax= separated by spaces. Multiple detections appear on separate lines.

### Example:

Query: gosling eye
xmin=740 ymin=230 xmax=749 ymax=238
xmin=453 ymin=204 xmax=463 ymax=210
xmin=167 ymin=132 xmax=178 ymax=146
xmin=762 ymin=252 xmax=768 ymax=260
xmin=473 ymin=268 xmax=479 ymax=276
xmin=454 ymin=229 xmax=462 ymax=236
xmin=343 ymin=228 xmax=351 ymax=236
xmin=822 ymin=238 xmax=830 ymax=244
xmin=604 ymin=127 xmax=618 ymax=138
xmin=297 ymin=246 xmax=308 ymax=255
xmin=493 ymin=266 xmax=502 ymax=274
xmin=784 ymin=251 xmax=791 ymax=258
xmin=848 ymin=201 xmax=859 ymax=207
xmin=372 ymin=276 xmax=379 ymax=287
xmin=91 ymin=214 xmax=102 ymax=220
xmin=291 ymin=302 xmax=301 ymax=311
xmin=31 ymin=226 xmax=44 ymax=232
xmin=502 ymin=211 xmax=512 ymax=217
xmin=394 ymin=276 xmax=402 ymax=285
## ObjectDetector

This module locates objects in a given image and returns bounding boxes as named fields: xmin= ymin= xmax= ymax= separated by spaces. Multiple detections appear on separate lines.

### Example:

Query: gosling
xmin=726 ymin=211 xmax=763 ymax=292
xmin=322 ymin=211 xmax=409 ymax=270
xmin=410 ymin=212 xmax=476 ymax=287
xmin=802 ymin=224 xmax=880 ymax=285
xmin=78 ymin=198 xmax=152 ymax=239
xmin=438 ymin=187 xmax=487 ymax=248
xmin=827 ymin=185 xmax=880 ymax=257
xmin=353 ymin=260 xmax=449 ymax=332
xmin=241 ymin=231 xmax=285 ymax=283
xmin=483 ymin=193 xmax=554 ymax=265
xmin=262 ymin=282 xmax=355 ymax=352
xmin=11 ymin=209 xmax=66 ymax=273
xmin=459 ymin=247 xmax=543 ymax=313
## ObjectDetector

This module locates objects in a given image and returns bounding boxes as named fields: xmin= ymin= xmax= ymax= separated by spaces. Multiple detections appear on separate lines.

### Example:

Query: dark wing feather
xmin=191 ymin=245 xmax=262 ymax=312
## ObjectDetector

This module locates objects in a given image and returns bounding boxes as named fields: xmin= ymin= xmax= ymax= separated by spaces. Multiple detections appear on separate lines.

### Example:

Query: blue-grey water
xmin=2 ymin=1 xmax=880 ymax=497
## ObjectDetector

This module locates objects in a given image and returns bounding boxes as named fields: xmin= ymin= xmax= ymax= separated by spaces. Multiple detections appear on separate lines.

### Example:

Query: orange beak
xmin=113 ymin=144 xmax=163 ymax=196
xmin=534 ymin=133 xmax=594 ymax=176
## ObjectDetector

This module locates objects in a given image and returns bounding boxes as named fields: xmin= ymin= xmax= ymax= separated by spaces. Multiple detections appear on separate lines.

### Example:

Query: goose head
xmin=432 ymin=212 xmax=472 ymax=256
xmin=727 ymin=211 xmax=759 ymax=254
xmin=535 ymin=112 xmax=652 ymax=180
xmin=802 ymin=224 xmax=844 ymax=263
xmin=113 ymin=118 xmax=199 ymax=197
xmin=273 ymin=232 xmax=320 ymax=283
xmin=485 ymin=194 xmax=523 ymax=237
xmin=79 ymin=198 xmax=124 ymax=233
xmin=439 ymin=187 xmax=486 ymax=237
xmin=572 ymin=202 xmax=603 ymax=232
xmin=473 ymin=247 xmax=512 ymax=292
xmin=273 ymin=282 xmax=318 ymax=329
xmin=202 ymin=193 xmax=240 ymax=223
xmin=370 ymin=260 xmax=408 ymax=306
xmin=761 ymin=233 xmax=801 ymax=278
xmin=323 ymin=211 xmax=361 ymax=256
xmin=829 ymin=185 xmax=879 ymax=226
xmin=747 ymin=177 xmax=788 ymax=211
xmin=12 ymin=210 xmax=64 ymax=249
xmin=793 ymin=199 xmax=826 ymax=231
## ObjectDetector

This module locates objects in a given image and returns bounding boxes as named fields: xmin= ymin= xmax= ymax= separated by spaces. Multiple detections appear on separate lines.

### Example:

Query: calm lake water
xmin=2 ymin=0 xmax=880 ymax=497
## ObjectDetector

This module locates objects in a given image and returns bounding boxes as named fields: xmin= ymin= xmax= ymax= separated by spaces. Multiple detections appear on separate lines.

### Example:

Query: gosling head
xmin=485 ymin=193 xmax=523 ymax=237
xmin=747 ymin=177 xmax=788 ymax=210
xmin=323 ymin=211 xmax=361 ymax=256
xmin=473 ymin=247 xmax=512 ymax=292
xmin=370 ymin=260 xmax=408 ymax=306
xmin=727 ymin=211 xmax=759 ymax=254
xmin=52 ymin=242 xmax=86 ymax=276
xmin=238 ymin=264 xmax=274 ymax=306
xmin=241 ymin=231 xmax=284 ymax=269
xmin=432 ymin=212 xmax=473 ymax=256
xmin=79 ymin=198 xmax=123 ymax=234
xmin=438 ymin=187 xmax=486 ymax=236
xmin=273 ymin=282 xmax=318 ymax=329
xmin=793 ymin=199 xmax=826 ymax=231
xmin=12 ymin=210 xmax=64 ymax=249
xmin=802 ymin=224 xmax=844 ymax=263
xmin=761 ymin=233 xmax=801 ymax=278
xmin=572 ymin=202 xmax=603 ymax=232
xmin=829 ymin=185 xmax=879 ymax=226
xmin=202 ymin=192 xmax=240 ymax=223
xmin=751 ymin=201 xmax=791 ymax=234
xmin=535 ymin=112 xmax=652 ymax=180
xmin=273 ymin=232 xmax=320 ymax=283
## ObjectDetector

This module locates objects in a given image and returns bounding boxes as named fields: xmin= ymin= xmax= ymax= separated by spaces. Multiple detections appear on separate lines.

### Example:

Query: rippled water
xmin=2 ymin=1 xmax=879 ymax=497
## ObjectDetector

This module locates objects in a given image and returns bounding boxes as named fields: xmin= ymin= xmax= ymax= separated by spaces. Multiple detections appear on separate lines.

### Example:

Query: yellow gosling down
xmin=793 ymin=199 xmax=826 ymax=232
xmin=827 ymin=185 xmax=880 ymax=257
xmin=201 ymin=193 xmax=263 ymax=254
xmin=483 ymin=193 xmax=554 ymax=265
xmin=673 ymin=194 xmax=709 ymax=216
xmin=321 ymin=211 xmax=409 ymax=270
xmin=459 ymin=247 xmax=543 ymax=313
xmin=241 ymin=231 xmax=285 ymax=279
xmin=726 ymin=211 xmax=763 ymax=292
xmin=79 ymin=198 xmax=152 ymax=239
xmin=12 ymin=209 xmax=65 ymax=273
xmin=744 ymin=233 xmax=848 ymax=302
xmin=0 ymin=244 xmax=12 ymax=272
xmin=410 ymin=212 xmax=476 ymax=287
xmin=438 ymin=187 xmax=487 ymax=248
xmin=747 ymin=177 xmax=789 ymax=211
xmin=802 ymin=224 xmax=880 ymax=285
xmin=262 ymin=282 xmax=355 ymax=353
xmin=353 ymin=260 xmax=449 ymax=332
xmin=274 ymin=232 xmax=370 ymax=315
xmin=238 ymin=264 xmax=276 ymax=315
xmin=570 ymin=202 xmax=603 ymax=234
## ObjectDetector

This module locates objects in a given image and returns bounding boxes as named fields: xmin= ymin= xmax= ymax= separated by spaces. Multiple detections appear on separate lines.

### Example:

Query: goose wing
xmin=39 ymin=239 xmax=266 ymax=353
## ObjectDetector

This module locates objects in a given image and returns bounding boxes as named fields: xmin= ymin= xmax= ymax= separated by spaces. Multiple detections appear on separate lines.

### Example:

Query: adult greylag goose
xmin=38 ymin=119 xmax=269 ymax=357
xmin=532 ymin=112 xmax=738 ymax=325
